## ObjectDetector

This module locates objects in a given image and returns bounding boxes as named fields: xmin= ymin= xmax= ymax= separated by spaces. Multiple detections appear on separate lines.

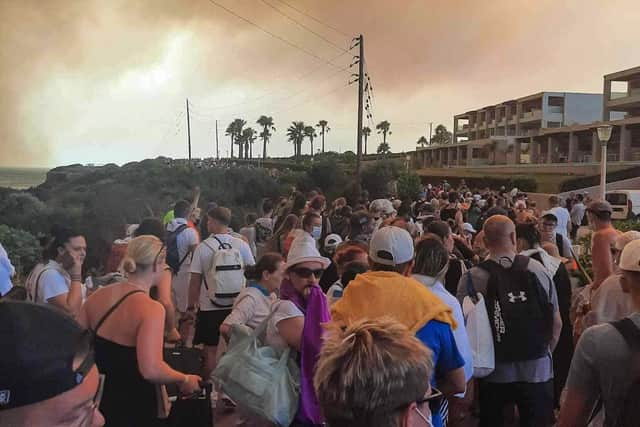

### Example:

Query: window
xmin=606 ymin=193 xmax=627 ymax=205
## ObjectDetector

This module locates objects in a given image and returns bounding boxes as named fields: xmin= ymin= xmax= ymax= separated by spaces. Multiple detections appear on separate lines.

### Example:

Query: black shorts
xmin=193 ymin=309 xmax=231 ymax=346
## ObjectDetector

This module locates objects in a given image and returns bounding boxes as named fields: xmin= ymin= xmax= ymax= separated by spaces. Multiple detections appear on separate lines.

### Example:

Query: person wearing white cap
xmin=266 ymin=233 xmax=331 ymax=425
xmin=331 ymin=226 xmax=465 ymax=427
xmin=585 ymin=231 xmax=640 ymax=327
xmin=559 ymin=239 xmax=640 ymax=427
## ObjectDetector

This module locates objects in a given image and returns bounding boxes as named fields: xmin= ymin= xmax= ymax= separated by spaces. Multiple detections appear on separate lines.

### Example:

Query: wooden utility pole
xmin=215 ymin=119 xmax=219 ymax=160
xmin=186 ymin=99 xmax=192 ymax=168
xmin=356 ymin=34 xmax=364 ymax=197
xmin=429 ymin=122 xmax=433 ymax=144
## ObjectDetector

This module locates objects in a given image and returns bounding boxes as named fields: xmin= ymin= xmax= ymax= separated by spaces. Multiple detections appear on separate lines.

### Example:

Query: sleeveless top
xmin=92 ymin=290 xmax=160 ymax=427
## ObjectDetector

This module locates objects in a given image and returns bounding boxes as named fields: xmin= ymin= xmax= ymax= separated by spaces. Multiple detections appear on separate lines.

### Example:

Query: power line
xmin=273 ymin=0 xmax=351 ymax=38
xmin=185 ymin=51 xmax=350 ymax=113
xmin=259 ymin=0 xmax=349 ymax=54
xmin=204 ymin=0 xmax=343 ymax=70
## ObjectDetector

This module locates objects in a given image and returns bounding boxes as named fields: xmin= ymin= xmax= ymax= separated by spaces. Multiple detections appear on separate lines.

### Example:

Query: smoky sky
xmin=1 ymin=0 xmax=639 ymax=167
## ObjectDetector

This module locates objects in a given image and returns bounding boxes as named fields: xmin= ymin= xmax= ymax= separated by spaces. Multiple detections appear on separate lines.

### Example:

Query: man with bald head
xmin=457 ymin=215 xmax=562 ymax=427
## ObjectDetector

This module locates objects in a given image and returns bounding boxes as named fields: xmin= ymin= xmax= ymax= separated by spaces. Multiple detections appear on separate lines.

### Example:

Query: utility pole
xmin=428 ymin=122 xmax=433 ymax=144
xmin=355 ymin=34 xmax=364 ymax=198
xmin=215 ymin=119 xmax=219 ymax=160
xmin=186 ymin=98 xmax=192 ymax=169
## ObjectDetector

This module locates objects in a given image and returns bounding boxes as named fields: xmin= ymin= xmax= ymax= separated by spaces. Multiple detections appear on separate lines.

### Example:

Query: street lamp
xmin=597 ymin=124 xmax=613 ymax=201
xmin=405 ymin=154 xmax=412 ymax=171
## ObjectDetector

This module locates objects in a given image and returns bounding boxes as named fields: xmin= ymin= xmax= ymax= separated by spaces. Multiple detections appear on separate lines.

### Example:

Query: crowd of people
xmin=1 ymin=180 xmax=639 ymax=427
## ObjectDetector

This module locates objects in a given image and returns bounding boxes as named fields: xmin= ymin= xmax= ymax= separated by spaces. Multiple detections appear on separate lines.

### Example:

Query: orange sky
xmin=1 ymin=0 xmax=639 ymax=167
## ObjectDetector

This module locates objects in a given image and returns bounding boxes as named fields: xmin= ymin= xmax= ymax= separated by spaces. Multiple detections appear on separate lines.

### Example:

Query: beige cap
xmin=619 ymin=239 xmax=640 ymax=272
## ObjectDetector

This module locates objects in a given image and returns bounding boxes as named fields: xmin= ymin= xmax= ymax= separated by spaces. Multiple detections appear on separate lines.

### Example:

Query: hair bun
xmin=121 ymin=257 xmax=137 ymax=274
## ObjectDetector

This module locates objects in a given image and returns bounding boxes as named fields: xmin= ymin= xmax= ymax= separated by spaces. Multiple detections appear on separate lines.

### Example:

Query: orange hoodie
xmin=331 ymin=271 xmax=457 ymax=333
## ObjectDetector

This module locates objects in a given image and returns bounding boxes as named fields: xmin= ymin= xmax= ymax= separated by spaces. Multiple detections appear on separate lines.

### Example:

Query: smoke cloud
xmin=1 ymin=0 xmax=639 ymax=167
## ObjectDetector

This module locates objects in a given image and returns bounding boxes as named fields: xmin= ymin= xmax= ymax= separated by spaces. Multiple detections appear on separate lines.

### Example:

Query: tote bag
xmin=462 ymin=274 xmax=495 ymax=378
xmin=213 ymin=312 xmax=300 ymax=427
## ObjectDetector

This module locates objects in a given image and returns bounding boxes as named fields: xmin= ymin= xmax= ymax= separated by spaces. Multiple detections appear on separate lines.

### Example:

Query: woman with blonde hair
xmin=78 ymin=235 xmax=201 ymax=426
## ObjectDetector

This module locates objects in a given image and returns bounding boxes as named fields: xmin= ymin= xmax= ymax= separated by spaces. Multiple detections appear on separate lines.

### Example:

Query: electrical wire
xmin=259 ymin=0 xmax=349 ymax=54
xmin=186 ymin=51 xmax=350 ymax=113
xmin=204 ymin=0 xmax=343 ymax=70
xmin=273 ymin=0 xmax=351 ymax=38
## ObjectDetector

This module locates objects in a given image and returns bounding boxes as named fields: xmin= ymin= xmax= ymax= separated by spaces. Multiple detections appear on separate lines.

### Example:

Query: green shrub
xmin=397 ymin=171 xmax=422 ymax=200
xmin=0 ymin=225 xmax=40 ymax=280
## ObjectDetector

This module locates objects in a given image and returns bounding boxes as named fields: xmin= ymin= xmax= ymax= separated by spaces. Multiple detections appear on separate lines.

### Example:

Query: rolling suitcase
xmin=163 ymin=346 xmax=213 ymax=427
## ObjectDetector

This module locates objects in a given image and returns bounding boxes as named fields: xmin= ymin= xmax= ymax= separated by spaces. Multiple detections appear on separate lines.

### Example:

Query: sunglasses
xmin=416 ymin=387 xmax=443 ymax=407
xmin=290 ymin=267 xmax=325 ymax=279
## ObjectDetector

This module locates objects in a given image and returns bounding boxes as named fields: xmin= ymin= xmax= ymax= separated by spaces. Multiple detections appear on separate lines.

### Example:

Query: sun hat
xmin=369 ymin=226 xmax=414 ymax=266
xmin=324 ymin=233 xmax=343 ymax=250
xmin=0 ymin=301 xmax=95 ymax=410
xmin=286 ymin=234 xmax=331 ymax=270
xmin=619 ymin=239 xmax=640 ymax=272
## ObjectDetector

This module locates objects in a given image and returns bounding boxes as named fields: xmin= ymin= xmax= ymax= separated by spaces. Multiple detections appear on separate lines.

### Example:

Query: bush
xmin=0 ymin=225 xmax=40 ymax=280
xmin=362 ymin=160 xmax=401 ymax=199
xmin=397 ymin=171 xmax=422 ymax=200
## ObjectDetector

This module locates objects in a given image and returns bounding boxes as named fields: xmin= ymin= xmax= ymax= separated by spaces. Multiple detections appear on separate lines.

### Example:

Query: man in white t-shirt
xmin=548 ymin=195 xmax=571 ymax=239
xmin=166 ymin=200 xmax=199 ymax=340
xmin=26 ymin=227 xmax=86 ymax=317
xmin=187 ymin=207 xmax=255 ymax=382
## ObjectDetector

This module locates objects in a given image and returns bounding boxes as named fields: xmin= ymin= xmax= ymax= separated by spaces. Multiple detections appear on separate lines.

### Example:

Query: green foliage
xmin=397 ymin=171 xmax=422 ymax=200
xmin=362 ymin=160 xmax=401 ymax=199
xmin=431 ymin=124 xmax=452 ymax=145
xmin=0 ymin=224 xmax=40 ymax=279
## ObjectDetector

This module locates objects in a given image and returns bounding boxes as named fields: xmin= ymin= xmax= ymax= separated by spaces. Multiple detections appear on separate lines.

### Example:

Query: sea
xmin=0 ymin=167 xmax=49 ymax=190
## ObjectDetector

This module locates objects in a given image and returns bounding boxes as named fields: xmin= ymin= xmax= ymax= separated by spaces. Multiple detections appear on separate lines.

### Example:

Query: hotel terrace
xmin=413 ymin=65 xmax=640 ymax=170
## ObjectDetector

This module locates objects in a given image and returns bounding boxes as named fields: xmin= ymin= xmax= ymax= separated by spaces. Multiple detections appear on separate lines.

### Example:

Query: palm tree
xmin=377 ymin=142 xmax=391 ymax=155
xmin=286 ymin=121 xmax=305 ymax=161
xmin=363 ymin=126 xmax=371 ymax=155
xmin=241 ymin=127 xmax=256 ymax=159
xmin=225 ymin=122 xmax=235 ymax=158
xmin=376 ymin=121 xmax=392 ymax=150
xmin=257 ymin=115 xmax=276 ymax=159
xmin=431 ymin=124 xmax=452 ymax=145
xmin=227 ymin=118 xmax=246 ymax=159
xmin=417 ymin=136 xmax=428 ymax=148
xmin=304 ymin=126 xmax=317 ymax=156
xmin=316 ymin=120 xmax=330 ymax=153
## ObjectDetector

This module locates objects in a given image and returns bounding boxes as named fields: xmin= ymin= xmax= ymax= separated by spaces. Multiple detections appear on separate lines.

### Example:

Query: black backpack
xmin=165 ymin=224 xmax=189 ymax=275
xmin=611 ymin=318 xmax=640 ymax=427
xmin=478 ymin=255 xmax=554 ymax=363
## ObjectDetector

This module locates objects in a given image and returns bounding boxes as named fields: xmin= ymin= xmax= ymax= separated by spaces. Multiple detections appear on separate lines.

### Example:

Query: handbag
xmin=461 ymin=273 xmax=495 ymax=378
xmin=213 ymin=312 xmax=301 ymax=427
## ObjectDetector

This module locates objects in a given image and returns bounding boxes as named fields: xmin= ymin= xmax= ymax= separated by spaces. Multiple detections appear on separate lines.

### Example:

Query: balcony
xmin=606 ymin=88 xmax=640 ymax=112
xmin=520 ymin=109 xmax=542 ymax=123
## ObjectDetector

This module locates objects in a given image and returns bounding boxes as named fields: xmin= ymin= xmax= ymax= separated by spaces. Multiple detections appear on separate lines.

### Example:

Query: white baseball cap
xmin=369 ymin=226 xmax=414 ymax=266
xmin=619 ymin=239 xmax=640 ymax=272
xmin=463 ymin=223 xmax=477 ymax=234
xmin=324 ymin=233 xmax=343 ymax=249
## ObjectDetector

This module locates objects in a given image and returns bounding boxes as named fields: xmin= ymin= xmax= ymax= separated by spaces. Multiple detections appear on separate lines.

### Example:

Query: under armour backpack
xmin=478 ymin=255 xmax=554 ymax=363
xmin=165 ymin=224 xmax=189 ymax=275
xmin=202 ymin=236 xmax=245 ymax=308
xmin=611 ymin=318 xmax=640 ymax=427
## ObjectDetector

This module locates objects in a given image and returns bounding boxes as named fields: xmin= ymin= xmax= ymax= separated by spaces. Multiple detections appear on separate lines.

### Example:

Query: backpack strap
xmin=93 ymin=290 xmax=144 ymax=334
xmin=611 ymin=318 xmax=640 ymax=351
xmin=555 ymin=234 xmax=565 ymax=257
xmin=212 ymin=235 xmax=232 ymax=250
xmin=32 ymin=267 xmax=52 ymax=302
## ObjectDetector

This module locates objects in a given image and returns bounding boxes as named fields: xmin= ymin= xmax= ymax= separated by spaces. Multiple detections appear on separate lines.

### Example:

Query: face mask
xmin=311 ymin=226 xmax=322 ymax=240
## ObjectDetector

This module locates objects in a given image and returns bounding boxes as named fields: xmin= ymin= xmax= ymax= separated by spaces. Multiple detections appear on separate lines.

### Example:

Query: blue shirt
xmin=415 ymin=320 xmax=465 ymax=427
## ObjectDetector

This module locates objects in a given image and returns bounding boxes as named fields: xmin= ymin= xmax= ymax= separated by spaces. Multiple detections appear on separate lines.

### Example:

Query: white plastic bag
xmin=462 ymin=275 xmax=495 ymax=378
